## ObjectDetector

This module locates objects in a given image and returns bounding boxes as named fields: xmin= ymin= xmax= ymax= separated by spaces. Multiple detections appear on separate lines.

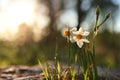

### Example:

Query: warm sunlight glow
xmin=0 ymin=0 xmax=34 ymax=34
xmin=0 ymin=0 xmax=49 ymax=41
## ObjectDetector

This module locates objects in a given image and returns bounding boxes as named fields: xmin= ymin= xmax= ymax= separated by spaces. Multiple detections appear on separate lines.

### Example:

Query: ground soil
xmin=0 ymin=65 xmax=119 ymax=80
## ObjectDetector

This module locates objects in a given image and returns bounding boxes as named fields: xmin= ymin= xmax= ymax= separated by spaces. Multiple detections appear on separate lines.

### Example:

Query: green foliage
xmin=36 ymin=6 xmax=112 ymax=80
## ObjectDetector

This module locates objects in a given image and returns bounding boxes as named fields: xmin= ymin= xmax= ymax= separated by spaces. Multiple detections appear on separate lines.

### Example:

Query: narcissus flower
xmin=62 ymin=27 xmax=90 ymax=48
xmin=63 ymin=29 xmax=70 ymax=37
xmin=72 ymin=27 xmax=90 ymax=48
xmin=62 ymin=27 xmax=77 ymax=42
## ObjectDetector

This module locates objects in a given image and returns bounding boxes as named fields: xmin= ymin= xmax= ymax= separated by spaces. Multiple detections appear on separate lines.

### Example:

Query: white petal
xmin=73 ymin=36 xmax=78 ymax=42
xmin=76 ymin=40 xmax=83 ymax=48
xmin=82 ymin=31 xmax=90 ymax=36
xmin=82 ymin=39 xmax=90 ymax=43
xmin=70 ymin=37 xmax=76 ymax=43
xmin=78 ymin=27 xmax=83 ymax=33
xmin=72 ymin=31 xmax=79 ymax=35
xmin=71 ymin=27 xmax=77 ymax=31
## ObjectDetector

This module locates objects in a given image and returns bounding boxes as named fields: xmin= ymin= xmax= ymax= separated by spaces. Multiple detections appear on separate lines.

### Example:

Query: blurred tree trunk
xmin=46 ymin=0 xmax=55 ymax=31
xmin=41 ymin=0 xmax=64 ymax=44
xmin=45 ymin=0 xmax=64 ymax=31
xmin=77 ymin=0 xmax=86 ymax=30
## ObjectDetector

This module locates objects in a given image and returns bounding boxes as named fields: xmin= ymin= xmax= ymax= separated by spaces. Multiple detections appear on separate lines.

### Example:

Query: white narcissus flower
xmin=62 ymin=27 xmax=77 ymax=42
xmin=72 ymin=27 xmax=90 ymax=48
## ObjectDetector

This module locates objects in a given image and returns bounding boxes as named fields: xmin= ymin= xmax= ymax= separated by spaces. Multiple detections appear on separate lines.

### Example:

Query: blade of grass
xmin=38 ymin=59 xmax=49 ymax=80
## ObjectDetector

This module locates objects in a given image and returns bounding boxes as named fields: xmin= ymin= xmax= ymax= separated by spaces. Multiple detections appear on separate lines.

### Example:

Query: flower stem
xmin=97 ymin=13 xmax=110 ymax=29
xmin=54 ymin=37 xmax=58 ymax=76
xmin=92 ymin=38 xmax=98 ymax=80
xmin=68 ymin=38 xmax=71 ymax=67
xmin=94 ymin=8 xmax=100 ymax=31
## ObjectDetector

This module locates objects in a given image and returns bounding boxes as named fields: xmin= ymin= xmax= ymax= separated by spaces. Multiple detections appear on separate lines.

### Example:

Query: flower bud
xmin=96 ymin=6 xmax=100 ymax=16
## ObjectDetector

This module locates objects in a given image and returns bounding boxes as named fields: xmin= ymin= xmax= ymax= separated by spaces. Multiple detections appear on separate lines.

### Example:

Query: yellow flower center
xmin=64 ymin=31 xmax=70 ymax=37
xmin=76 ymin=34 xmax=82 ymax=39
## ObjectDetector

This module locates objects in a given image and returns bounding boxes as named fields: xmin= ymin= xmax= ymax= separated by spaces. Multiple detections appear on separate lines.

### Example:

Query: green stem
xmin=97 ymin=18 xmax=106 ymax=30
xmin=82 ymin=45 xmax=88 ymax=79
xmin=97 ymin=13 xmax=110 ymax=30
xmin=78 ymin=60 xmax=80 ymax=74
xmin=94 ymin=11 xmax=99 ymax=32
xmin=92 ymin=39 xmax=98 ymax=80
xmin=66 ymin=27 xmax=71 ymax=67
xmin=68 ymin=38 xmax=71 ymax=67
xmin=54 ymin=37 xmax=58 ymax=76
